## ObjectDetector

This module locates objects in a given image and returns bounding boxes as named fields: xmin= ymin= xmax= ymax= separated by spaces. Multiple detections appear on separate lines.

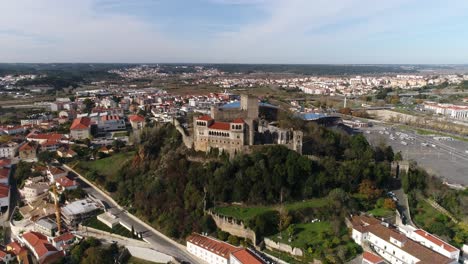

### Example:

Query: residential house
xmin=128 ymin=115 xmax=146 ymax=130
xmin=0 ymin=183 xmax=10 ymax=208
xmin=50 ymin=232 xmax=75 ymax=251
xmin=6 ymin=241 xmax=28 ymax=264
xmin=56 ymin=147 xmax=77 ymax=158
xmin=19 ymin=142 xmax=38 ymax=162
xmin=0 ymin=249 xmax=15 ymax=263
xmin=70 ymin=117 xmax=91 ymax=139
xmin=0 ymin=167 xmax=10 ymax=184
xmin=34 ymin=218 xmax=58 ymax=237
xmin=55 ymin=176 xmax=78 ymax=191
xmin=21 ymin=231 xmax=63 ymax=264
xmin=20 ymin=181 xmax=50 ymax=203
xmin=0 ymin=142 xmax=19 ymax=158
xmin=47 ymin=167 xmax=68 ymax=182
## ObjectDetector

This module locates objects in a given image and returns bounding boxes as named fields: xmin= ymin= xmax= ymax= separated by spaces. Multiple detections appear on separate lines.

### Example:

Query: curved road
xmin=64 ymin=165 xmax=202 ymax=264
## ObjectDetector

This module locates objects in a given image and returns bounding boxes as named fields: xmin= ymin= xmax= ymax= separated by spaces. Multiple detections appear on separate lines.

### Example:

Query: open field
xmin=269 ymin=221 xmax=330 ymax=249
xmin=77 ymin=151 xmax=135 ymax=179
xmin=212 ymin=198 xmax=327 ymax=222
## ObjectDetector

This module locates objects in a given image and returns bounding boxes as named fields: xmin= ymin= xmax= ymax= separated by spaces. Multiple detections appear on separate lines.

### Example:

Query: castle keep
xmin=193 ymin=95 xmax=302 ymax=155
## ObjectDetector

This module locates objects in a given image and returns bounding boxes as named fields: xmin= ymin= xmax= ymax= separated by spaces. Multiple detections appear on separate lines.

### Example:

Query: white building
xmin=61 ymin=198 xmax=101 ymax=226
xmin=351 ymin=215 xmax=457 ymax=264
xmin=186 ymin=233 xmax=266 ymax=264
xmin=0 ymin=184 xmax=10 ymax=208
xmin=98 ymin=115 xmax=126 ymax=133
xmin=20 ymin=182 xmax=50 ymax=203
xmin=0 ymin=142 xmax=18 ymax=158
xmin=423 ymin=101 xmax=468 ymax=120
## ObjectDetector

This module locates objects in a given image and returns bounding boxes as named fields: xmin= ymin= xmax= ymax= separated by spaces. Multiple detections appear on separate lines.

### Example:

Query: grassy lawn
xmin=413 ymin=200 xmax=445 ymax=227
xmin=368 ymin=208 xmax=395 ymax=218
xmin=78 ymin=151 xmax=135 ymax=179
xmin=269 ymin=222 xmax=331 ymax=249
xmin=82 ymin=216 xmax=138 ymax=239
xmin=212 ymin=198 xmax=327 ymax=222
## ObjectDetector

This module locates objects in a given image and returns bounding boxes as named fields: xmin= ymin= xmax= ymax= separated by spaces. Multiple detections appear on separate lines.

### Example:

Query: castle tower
xmin=240 ymin=94 xmax=259 ymax=120
xmin=292 ymin=130 xmax=303 ymax=154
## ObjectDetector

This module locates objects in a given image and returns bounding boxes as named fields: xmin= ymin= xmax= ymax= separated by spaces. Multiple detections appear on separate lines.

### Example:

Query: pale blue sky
xmin=0 ymin=0 xmax=467 ymax=63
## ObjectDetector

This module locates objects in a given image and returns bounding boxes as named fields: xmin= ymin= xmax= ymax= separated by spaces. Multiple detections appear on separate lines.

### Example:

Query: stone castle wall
xmin=207 ymin=210 xmax=257 ymax=244
xmin=264 ymin=237 xmax=304 ymax=257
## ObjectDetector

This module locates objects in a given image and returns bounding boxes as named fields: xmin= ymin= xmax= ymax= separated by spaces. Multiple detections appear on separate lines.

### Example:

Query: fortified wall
xmin=207 ymin=210 xmax=257 ymax=244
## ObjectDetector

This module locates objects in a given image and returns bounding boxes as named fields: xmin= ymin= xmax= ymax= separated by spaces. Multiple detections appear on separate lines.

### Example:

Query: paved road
xmin=392 ymin=188 xmax=414 ymax=227
xmin=64 ymin=166 xmax=202 ymax=264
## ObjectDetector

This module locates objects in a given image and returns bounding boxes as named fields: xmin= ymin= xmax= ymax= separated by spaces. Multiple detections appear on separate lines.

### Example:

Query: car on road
xmin=401 ymin=141 xmax=407 ymax=145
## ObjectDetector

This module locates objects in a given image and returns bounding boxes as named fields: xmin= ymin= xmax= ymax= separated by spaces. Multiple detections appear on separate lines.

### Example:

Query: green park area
xmin=212 ymin=198 xmax=327 ymax=222
xmin=76 ymin=151 xmax=135 ymax=179
xmin=368 ymin=207 xmax=394 ymax=218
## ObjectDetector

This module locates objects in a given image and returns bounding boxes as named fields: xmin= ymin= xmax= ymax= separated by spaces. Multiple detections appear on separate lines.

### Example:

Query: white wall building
xmin=423 ymin=101 xmax=468 ymax=120
xmin=351 ymin=215 xmax=457 ymax=264
xmin=186 ymin=233 xmax=266 ymax=264
xmin=0 ymin=142 xmax=18 ymax=158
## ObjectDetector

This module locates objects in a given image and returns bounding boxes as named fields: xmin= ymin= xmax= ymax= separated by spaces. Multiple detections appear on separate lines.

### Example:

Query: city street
xmin=64 ymin=165 xmax=202 ymax=264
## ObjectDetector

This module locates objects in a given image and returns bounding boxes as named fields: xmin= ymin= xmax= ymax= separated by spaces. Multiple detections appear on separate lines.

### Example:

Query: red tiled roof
xmin=232 ymin=118 xmax=245 ymax=124
xmin=70 ymin=117 xmax=91 ymax=130
xmin=101 ymin=115 xmax=120 ymax=121
xmin=48 ymin=167 xmax=66 ymax=176
xmin=52 ymin=232 xmax=75 ymax=243
xmin=129 ymin=115 xmax=145 ymax=122
xmin=209 ymin=121 xmax=231 ymax=131
xmin=6 ymin=241 xmax=26 ymax=255
xmin=363 ymin=251 xmax=384 ymax=264
xmin=0 ymin=184 xmax=9 ymax=198
xmin=197 ymin=115 xmax=213 ymax=121
xmin=39 ymin=251 xmax=64 ymax=264
xmin=22 ymin=231 xmax=59 ymax=258
xmin=27 ymin=133 xmax=63 ymax=141
xmin=56 ymin=176 xmax=78 ymax=188
xmin=0 ymin=250 xmax=7 ymax=258
xmin=0 ymin=159 xmax=11 ymax=168
xmin=351 ymin=216 xmax=453 ymax=264
xmin=414 ymin=229 xmax=458 ymax=253
xmin=0 ymin=168 xmax=9 ymax=179
xmin=19 ymin=142 xmax=36 ymax=151
xmin=186 ymin=233 xmax=238 ymax=259
xmin=231 ymin=249 xmax=265 ymax=264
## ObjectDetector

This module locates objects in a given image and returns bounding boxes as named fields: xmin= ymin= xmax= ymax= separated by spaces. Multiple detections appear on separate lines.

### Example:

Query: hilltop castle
xmin=192 ymin=95 xmax=302 ymax=156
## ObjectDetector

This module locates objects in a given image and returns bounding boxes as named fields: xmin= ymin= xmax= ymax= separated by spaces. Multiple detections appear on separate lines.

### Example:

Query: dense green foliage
xmin=61 ymin=237 xmax=120 ymax=264
xmin=80 ymin=122 xmax=393 ymax=243
xmin=403 ymin=166 xmax=468 ymax=247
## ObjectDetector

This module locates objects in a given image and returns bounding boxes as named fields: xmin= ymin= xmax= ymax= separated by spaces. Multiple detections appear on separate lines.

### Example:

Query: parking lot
xmin=362 ymin=125 xmax=468 ymax=186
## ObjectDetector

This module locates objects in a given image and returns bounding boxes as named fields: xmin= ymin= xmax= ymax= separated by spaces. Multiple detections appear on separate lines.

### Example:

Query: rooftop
xmin=363 ymin=251 xmax=384 ymax=264
xmin=62 ymin=198 xmax=100 ymax=216
xmin=231 ymin=248 xmax=265 ymax=264
xmin=70 ymin=117 xmax=91 ymax=130
xmin=352 ymin=216 xmax=453 ymax=264
xmin=129 ymin=115 xmax=145 ymax=122
xmin=187 ymin=233 xmax=238 ymax=259
xmin=414 ymin=229 xmax=458 ymax=253
xmin=208 ymin=121 xmax=231 ymax=131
